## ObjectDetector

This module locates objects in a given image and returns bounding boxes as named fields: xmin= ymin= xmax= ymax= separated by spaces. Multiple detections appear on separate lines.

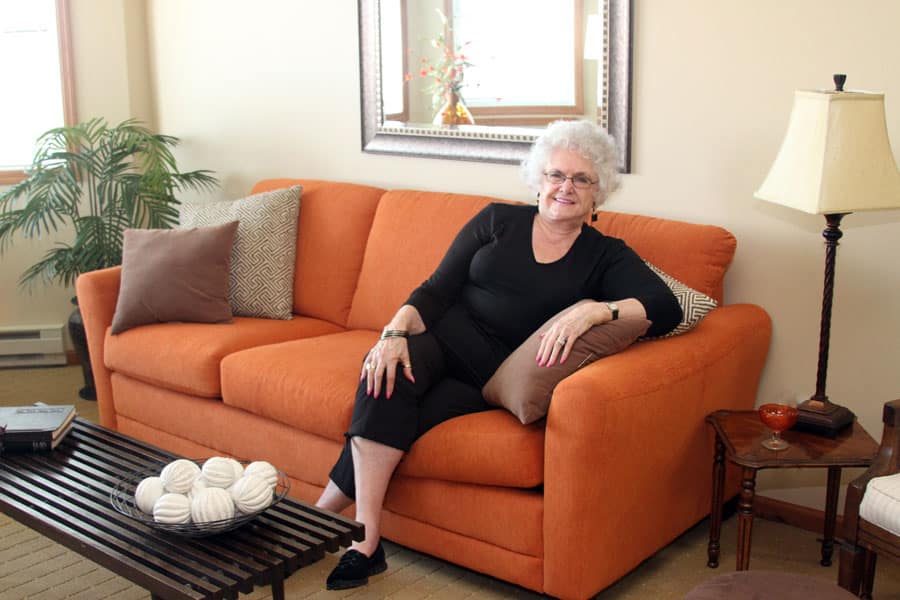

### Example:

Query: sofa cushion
xmin=484 ymin=301 xmax=651 ymax=424
xmin=221 ymin=330 xmax=545 ymax=488
xmin=347 ymin=190 xmax=501 ymax=330
xmin=251 ymin=179 xmax=384 ymax=326
xmin=110 ymin=222 xmax=239 ymax=334
xmin=180 ymin=185 xmax=302 ymax=320
xmin=221 ymin=330 xmax=375 ymax=442
xmin=104 ymin=316 xmax=345 ymax=397
xmin=595 ymin=211 xmax=736 ymax=304
xmin=644 ymin=261 xmax=718 ymax=338
xmin=397 ymin=409 xmax=544 ymax=488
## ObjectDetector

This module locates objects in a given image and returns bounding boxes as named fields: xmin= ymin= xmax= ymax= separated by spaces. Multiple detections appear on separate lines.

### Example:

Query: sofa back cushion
xmin=251 ymin=179 xmax=384 ymax=326
xmin=594 ymin=212 xmax=736 ymax=304
xmin=347 ymin=190 xmax=501 ymax=330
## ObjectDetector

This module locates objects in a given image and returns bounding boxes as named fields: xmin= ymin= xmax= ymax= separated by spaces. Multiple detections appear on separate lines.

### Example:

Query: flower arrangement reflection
xmin=405 ymin=9 xmax=475 ymax=126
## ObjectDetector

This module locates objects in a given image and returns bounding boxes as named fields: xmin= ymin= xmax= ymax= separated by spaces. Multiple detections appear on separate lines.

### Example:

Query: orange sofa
xmin=76 ymin=179 xmax=771 ymax=599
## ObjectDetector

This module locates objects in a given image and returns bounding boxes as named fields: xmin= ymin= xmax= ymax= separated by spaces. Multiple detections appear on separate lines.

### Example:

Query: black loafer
xmin=326 ymin=542 xmax=387 ymax=590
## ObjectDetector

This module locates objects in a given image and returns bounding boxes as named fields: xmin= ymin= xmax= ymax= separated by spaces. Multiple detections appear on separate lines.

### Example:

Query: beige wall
xmin=3 ymin=0 xmax=898 ymax=506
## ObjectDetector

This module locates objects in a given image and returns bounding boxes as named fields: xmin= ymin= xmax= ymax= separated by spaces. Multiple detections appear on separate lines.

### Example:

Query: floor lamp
xmin=755 ymin=75 xmax=900 ymax=436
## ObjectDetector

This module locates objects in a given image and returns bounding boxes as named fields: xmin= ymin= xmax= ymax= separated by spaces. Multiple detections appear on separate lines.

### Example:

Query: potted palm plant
xmin=0 ymin=117 xmax=219 ymax=399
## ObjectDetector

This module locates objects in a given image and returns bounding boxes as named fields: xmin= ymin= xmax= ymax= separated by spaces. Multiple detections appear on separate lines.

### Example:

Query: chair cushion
xmin=105 ymin=316 xmax=345 ymax=397
xmin=860 ymin=472 xmax=900 ymax=536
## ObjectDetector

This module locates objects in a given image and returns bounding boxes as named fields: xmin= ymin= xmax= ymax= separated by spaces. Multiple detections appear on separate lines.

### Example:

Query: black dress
xmin=328 ymin=203 xmax=681 ymax=498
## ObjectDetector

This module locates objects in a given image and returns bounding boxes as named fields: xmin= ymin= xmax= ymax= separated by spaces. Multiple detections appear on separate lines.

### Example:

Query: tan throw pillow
xmin=644 ymin=261 xmax=718 ymax=338
xmin=179 ymin=185 xmax=302 ymax=320
xmin=483 ymin=301 xmax=650 ymax=425
xmin=110 ymin=222 xmax=238 ymax=335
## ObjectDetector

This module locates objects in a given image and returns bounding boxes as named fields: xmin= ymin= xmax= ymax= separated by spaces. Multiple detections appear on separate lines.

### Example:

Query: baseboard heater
xmin=0 ymin=324 xmax=67 ymax=367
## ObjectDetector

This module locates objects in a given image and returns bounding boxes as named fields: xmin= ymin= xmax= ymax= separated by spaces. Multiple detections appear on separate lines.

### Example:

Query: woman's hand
xmin=535 ymin=302 xmax=607 ymax=367
xmin=361 ymin=337 xmax=415 ymax=399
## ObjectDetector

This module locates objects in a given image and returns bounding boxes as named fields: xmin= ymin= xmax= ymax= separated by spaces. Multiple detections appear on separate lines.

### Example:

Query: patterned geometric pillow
xmin=644 ymin=261 xmax=718 ymax=337
xmin=180 ymin=186 xmax=302 ymax=319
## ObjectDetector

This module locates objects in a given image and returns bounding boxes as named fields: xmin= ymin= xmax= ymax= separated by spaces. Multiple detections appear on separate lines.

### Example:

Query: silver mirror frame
xmin=358 ymin=0 xmax=633 ymax=171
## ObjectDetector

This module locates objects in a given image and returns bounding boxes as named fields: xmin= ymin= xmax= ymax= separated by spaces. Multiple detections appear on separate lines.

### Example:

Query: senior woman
xmin=316 ymin=119 xmax=682 ymax=590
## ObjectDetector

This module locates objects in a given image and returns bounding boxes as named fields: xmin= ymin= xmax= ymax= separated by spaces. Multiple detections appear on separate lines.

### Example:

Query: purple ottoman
xmin=685 ymin=571 xmax=857 ymax=599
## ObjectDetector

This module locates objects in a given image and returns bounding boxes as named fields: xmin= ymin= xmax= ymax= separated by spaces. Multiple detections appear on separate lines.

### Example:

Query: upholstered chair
xmin=838 ymin=399 xmax=900 ymax=598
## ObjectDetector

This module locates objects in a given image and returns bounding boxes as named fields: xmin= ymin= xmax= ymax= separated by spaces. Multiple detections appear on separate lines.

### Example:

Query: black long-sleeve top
xmin=405 ymin=203 xmax=682 ymax=351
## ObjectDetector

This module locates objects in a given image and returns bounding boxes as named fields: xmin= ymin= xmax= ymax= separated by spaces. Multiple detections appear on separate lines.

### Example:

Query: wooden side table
xmin=706 ymin=410 xmax=878 ymax=571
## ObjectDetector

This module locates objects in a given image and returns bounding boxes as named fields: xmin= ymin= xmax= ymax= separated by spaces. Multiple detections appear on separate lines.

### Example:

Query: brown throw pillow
xmin=483 ymin=301 xmax=650 ymax=425
xmin=110 ymin=222 xmax=239 ymax=334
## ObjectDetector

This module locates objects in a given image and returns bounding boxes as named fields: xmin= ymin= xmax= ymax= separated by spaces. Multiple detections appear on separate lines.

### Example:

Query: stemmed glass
xmin=758 ymin=403 xmax=799 ymax=451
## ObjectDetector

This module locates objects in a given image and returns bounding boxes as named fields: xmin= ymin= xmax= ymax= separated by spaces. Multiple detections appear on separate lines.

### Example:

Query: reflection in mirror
xmin=359 ymin=0 xmax=632 ymax=170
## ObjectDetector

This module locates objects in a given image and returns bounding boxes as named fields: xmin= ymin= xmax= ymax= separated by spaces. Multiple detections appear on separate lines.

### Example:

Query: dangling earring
xmin=591 ymin=212 xmax=598 ymax=222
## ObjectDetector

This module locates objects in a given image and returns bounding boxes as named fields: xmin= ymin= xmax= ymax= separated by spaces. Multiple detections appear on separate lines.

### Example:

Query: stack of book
xmin=0 ymin=404 xmax=77 ymax=453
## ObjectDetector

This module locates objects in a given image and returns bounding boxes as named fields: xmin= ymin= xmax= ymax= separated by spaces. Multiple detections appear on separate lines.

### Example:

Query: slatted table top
xmin=0 ymin=419 xmax=364 ymax=600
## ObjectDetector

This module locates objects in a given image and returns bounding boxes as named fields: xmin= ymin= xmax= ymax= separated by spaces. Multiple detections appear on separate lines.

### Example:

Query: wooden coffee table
xmin=0 ymin=418 xmax=364 ymax=600
xmin=706 ymin=410 xmax=878 ymax=571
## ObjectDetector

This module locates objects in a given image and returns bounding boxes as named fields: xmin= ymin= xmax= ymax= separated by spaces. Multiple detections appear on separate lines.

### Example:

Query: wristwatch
xmin=605 ymin=302 xmax=619 ymax=321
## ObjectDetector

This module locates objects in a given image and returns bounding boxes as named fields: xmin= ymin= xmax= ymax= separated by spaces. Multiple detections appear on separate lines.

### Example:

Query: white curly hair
xmin=520 ymin=120 xmax=620 ymax=209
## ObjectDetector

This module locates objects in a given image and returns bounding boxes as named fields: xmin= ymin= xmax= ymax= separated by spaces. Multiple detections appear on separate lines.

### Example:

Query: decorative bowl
xmin=110 ymin=458 xmax=289 ymax=537
xmin=758 ymin=403 xmax=799 ymax=433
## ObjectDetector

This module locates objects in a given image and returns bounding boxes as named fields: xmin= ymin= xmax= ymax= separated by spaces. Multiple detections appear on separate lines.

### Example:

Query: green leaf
xmin=0 ymin=117 xmax=220 ymax=289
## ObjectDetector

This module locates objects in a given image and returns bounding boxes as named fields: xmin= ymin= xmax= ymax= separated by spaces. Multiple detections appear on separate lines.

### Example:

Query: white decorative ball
xmin=153 ymin=493 xmax=192 ymax=524
xmin=190 ymin=487 xmax=235 ymax=524
xmin=243 ymin=461 xmax=278 ymax=490
xmin=201 ymin=457 xmax=241 ymax=488
xmin=134 ymin=476 xmax=165 ymax=514
xmin=230 ymin=474 xmax=273 ymax=514
xmin=160 ymin=459 xmax=200 ymax=494
xmin=188 ymin=476 xmax=208 ymax=500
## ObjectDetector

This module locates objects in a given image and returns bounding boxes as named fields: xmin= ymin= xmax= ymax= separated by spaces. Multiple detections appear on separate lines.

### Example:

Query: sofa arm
xmin=75 ymin=266 xmax=122 ymax=429
xmin=541 ymin=303 xmax=771 ymax=600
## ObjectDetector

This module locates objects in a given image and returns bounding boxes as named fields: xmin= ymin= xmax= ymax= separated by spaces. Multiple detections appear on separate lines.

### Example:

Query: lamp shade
xmin=755 ymin=89 xmax=900 ymax=214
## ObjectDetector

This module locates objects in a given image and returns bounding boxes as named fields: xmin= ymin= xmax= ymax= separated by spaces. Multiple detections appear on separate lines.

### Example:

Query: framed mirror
xmin=359 ymin=0 xmax=633 ymax=170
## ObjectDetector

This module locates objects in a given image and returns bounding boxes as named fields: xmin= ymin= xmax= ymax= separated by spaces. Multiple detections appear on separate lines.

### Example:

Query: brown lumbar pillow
xmin=110 ymin=221 xmax=239 ymax=334
xmin=483 ymin=300 xmax=650 ymax=425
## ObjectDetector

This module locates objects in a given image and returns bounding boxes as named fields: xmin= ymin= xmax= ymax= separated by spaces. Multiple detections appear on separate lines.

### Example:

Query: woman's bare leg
xmin=349 ymin=436 xmax=404 ymax=556
xmin=316 ymin=479 xmax=354 ymax=513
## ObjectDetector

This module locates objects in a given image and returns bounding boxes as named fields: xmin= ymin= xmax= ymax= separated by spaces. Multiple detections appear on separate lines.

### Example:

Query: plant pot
xmin=433 ymin=90 xmax=474 ymax=126
xmin=68 ymin=297 xmax=96 ymax=401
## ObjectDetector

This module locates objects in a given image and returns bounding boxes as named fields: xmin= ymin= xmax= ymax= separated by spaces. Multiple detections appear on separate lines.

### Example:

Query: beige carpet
xmin=2 ymin=366 xmax=899 ymax=599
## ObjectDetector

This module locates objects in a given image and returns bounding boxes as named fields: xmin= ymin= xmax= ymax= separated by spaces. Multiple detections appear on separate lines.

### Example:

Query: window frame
xmin=0 ymin=0 xmax=77 ymax=186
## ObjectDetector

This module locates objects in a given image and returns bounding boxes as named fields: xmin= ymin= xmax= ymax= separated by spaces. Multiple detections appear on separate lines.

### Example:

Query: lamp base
xmin=791 ymin=399 xmax=855 ymax=437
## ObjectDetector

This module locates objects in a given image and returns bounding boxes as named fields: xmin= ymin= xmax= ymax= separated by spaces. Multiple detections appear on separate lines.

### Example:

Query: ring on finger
xmin=403 ymin=363 xmax=412 ymax=369
xmin=365 ymin=362 xmax=376 ymax=371
xmin=555 ymin=336 xmax=567 ymax=345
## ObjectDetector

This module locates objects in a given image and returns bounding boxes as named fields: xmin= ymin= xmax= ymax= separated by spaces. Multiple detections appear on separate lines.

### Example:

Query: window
xmin=0 ymin=0 xmax=76 ymax=185
xmin=450 ymin=0 xmax=581 ymax=113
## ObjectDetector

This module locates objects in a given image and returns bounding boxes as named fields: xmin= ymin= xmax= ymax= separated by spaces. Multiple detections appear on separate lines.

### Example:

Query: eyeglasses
xmin=543 ymin=170 xmax=598 ymax=189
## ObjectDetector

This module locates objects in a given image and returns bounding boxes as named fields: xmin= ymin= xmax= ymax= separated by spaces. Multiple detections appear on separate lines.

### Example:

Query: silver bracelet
xmin=380 ymin=329 xmax=409 ymax=340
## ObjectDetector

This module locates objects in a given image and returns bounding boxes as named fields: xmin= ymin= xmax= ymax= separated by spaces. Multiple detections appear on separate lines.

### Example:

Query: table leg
xmin=821 ymin=466 xmax=841 ymax=566
xmin=271 ymin=566 xmax=286 ymax=600
xmin=707 ymin=434 xmax=726 ymax=568
xmin=736 ymin=466 xmax=757 ymax=571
